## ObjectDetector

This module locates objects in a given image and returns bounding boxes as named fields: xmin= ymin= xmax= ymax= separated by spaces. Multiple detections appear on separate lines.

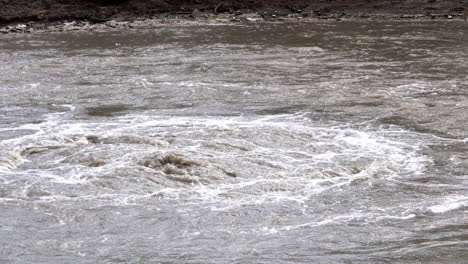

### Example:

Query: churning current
xmin=0 ymin=21 xmax=467 ymax=263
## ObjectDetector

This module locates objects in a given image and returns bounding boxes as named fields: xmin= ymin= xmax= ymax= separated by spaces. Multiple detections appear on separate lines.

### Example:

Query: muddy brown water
xmin=0 ymin=22 xmax=467 ymax=263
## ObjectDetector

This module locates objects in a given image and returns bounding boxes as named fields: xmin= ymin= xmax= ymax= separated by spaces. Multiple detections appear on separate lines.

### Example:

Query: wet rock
xmin=160 ymin=154 xmax=205 ymax=167
xmin=30 ymin=23 xmax=46 ymax=30
xmin=191 ymin=8 xmax=202 ymax=18
xmin=85 ymin=135 xmax=100 ymax=144
xmin=88 ymin=159 xmax=106 ymax=167
xmin=162 ymin=165 xmax=186 ymax=175
xmin=139 ymin=153 xmax=237 ymax=184
xmin=140 ymin=153 xmax=204 ymax=171
xmin=236 ymin=13 xmax=263 ymax=23
xmin=105 ymin=20 xmax=118 ymax=28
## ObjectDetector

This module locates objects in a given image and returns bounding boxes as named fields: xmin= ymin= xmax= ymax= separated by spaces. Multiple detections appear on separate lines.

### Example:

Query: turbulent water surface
xmin=0 ymin=22 xmax=467 ymax=263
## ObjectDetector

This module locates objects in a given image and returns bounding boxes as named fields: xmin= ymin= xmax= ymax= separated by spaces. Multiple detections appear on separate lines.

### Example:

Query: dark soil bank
xmin=1 ymin=0 xmax=467 ymax=24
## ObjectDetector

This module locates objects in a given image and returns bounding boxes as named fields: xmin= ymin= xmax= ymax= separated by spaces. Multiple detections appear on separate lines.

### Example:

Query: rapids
xmin=1 ymin=21 xmax=467 ymax=263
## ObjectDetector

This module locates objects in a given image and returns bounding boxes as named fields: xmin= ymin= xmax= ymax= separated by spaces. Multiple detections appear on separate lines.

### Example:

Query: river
xmin=0 ymin=21 xmax=467 ymax=263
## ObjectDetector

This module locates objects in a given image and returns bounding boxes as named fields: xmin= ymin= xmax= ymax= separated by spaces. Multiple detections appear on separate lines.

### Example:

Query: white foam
xmin=288 ymin=46 xmax=326 ymax=54
xmin=0 ymin=151 xmax=24 ymax=172
xmin=428 ymin=196 xmax=468 ymax=214
xmin=0 ymin=112 xmax=432 ymax=207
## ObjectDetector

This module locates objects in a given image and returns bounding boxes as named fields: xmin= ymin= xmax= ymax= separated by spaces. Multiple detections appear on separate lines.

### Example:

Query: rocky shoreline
xmin=1 ymin=14 xmax=465 ymax=35
xmin=0 ymin=0 xmax=466 ymax=34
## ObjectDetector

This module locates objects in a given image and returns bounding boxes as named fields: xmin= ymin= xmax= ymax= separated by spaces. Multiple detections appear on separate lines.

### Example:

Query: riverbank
xmin=0 ymin=0 xmax=466 ymax=34
xmin=0 ymin=12 xmax=465 ymax=34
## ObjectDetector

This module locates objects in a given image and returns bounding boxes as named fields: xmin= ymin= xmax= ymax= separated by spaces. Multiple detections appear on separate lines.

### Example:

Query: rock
xmin=105 ymin=20 xmax=117 ymax=28
xmin=30 ymin=23 xmax=46 ymax=30
xmin=236 ymin=13 xmax=263 ymax=23
xmin=191 ymin=8 xmax=201 ymax=18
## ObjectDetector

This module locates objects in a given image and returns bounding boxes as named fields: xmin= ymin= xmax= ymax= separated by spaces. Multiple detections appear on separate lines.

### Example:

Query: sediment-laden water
xmin=0 ymin=22 xmax=467 ymax=263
